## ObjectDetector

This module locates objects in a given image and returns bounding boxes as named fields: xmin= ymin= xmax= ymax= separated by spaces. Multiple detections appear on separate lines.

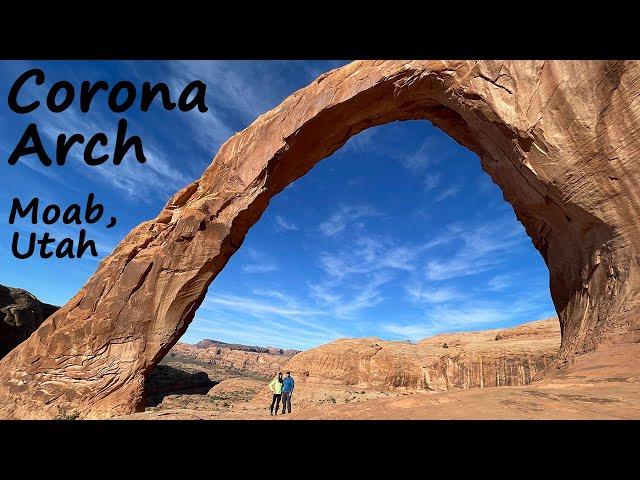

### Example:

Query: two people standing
xmin=268 ymin=371 xmax=295 ymax=416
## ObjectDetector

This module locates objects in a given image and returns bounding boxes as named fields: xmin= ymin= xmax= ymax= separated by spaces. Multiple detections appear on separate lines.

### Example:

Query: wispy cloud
xmin=274 ymin=215 xmax=298 ymax=231
xmin=402 ymin=138 xmax=439 ymax=172
xmin=424 ymin=219 xmax=527 ymax=281
xmin=240 ymin=247 xmax=279 ymax=274
xmin=199 ymin=289 xmax=345 ymax=343
xmin=405 ymin=283 xmax=462 ymax=304
xmin=487 ymin=274 xmax=512 ymax=291
xmin=241 ymin=263 xmax=278 ymax=274
xmin=383 ymin=295 xmax=555 ymax=341
xmin=319 ymin=204 xmax=379 ymax=237
xmin=333 ymin=272 xmax=391 ymax=317
xmin=203 ymin=293 xmax=321 ymax=318
xmin=434 ymin=185 xmax=460 ymax=202
xmin=318 ymin=235 xmax=420 ymax=280
xmin=423 ymin=173 xmax=441 ymax=191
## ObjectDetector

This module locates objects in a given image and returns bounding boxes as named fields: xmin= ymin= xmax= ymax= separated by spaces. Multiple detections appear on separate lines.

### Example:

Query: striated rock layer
xmin=1 ymin=60 xmax=639 ymax=419
xmin=283 ymin=318 xmax=560 ymax=394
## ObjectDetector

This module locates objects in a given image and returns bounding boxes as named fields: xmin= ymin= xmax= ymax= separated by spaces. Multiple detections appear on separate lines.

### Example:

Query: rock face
xmin=283 ymin=318 xmax=560 ymax=393
xmin=1 ymin=60 xmax=639 ymax=419
xmin=169 ymin=340 xmax=298 ymax=378
xmin=0 ymin=284 xmax=58 ymax=359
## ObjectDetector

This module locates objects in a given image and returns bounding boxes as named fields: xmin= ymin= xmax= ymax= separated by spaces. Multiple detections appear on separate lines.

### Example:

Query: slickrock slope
xmin=168 ymin=340 xmax=298 ymax=378
xmin=208 ymin=377 xmax=266 ymax=400
xmin=2 ymin=60 xmax=639 ymax=419
xmin=0 ymin=285 xmax=58 ymax=359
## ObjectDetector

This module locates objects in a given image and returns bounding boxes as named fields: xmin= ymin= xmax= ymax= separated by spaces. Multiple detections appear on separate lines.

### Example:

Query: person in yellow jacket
xmin=268 ymin=372 xmax=284 ymax=416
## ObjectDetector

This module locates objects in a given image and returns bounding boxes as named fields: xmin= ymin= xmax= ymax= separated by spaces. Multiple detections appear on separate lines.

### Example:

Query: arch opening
xmin=181 ymin=118 xmax=555 ymax=352
xmin=0 ymin=60 xmax=637 ymax=419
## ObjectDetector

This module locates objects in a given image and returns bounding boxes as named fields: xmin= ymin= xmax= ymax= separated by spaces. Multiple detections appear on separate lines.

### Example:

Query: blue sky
xmin=0 ymin=60 xmax=555 ymax=350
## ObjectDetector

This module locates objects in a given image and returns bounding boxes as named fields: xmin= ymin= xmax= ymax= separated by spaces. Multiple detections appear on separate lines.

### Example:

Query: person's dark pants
xmin=270 ymin=394 xmax=281 ymax=415
xmin=281 ymin=391 xmax=292 ymax=414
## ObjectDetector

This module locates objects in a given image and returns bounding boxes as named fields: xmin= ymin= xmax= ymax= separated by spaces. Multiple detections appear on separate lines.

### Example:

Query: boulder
xmin=0 ymin=284 xmax=58 ymax=359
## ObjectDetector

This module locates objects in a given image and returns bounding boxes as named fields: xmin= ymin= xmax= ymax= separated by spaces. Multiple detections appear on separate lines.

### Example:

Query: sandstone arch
xmin=0 ymin=60 xmax=638 ymax=419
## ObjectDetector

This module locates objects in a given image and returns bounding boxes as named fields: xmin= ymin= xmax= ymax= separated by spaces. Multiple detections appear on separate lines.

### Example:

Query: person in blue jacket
xmin=281 ymin=371 xmax=295 ymax=414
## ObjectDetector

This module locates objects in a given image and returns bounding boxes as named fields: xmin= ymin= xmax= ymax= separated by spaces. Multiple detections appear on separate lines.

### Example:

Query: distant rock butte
xmin=1 ymin=60 xmax=639 ymax=419
xmin=169 ymin=340 xmax=298 ymax=378
xmin=192 ymin=338 xmax=299 ymax=356
xmin=0 ymin=284 xmax=58 ymax=359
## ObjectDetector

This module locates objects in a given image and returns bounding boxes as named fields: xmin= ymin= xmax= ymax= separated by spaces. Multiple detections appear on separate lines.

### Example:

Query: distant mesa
xmin=171 ymin=339 xmax=298 ymax=378
xmin=194 ymin=338 xmax=299 ymax=356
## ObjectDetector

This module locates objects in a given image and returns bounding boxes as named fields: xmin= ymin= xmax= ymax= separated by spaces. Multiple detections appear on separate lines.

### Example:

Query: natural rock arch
xmin=0 ymin=60 xmax=638 ymax=419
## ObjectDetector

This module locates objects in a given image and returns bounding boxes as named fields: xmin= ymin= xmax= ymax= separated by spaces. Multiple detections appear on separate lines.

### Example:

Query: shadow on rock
xmin=144 ymin=364 xmax=216 ymax=407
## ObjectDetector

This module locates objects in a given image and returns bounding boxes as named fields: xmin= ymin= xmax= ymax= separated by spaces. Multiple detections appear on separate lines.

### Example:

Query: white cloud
xmin=308 ymin=282 xmax=342 ymax=305
xmin=423 ymin=173 xmax=441 ymax=191
xmin=203 ymin=293 xmax=320 ymax=318
xmin=252 ymin=288 xmax=297 ymax=306
xmin=169 ymin=61 xmax=270 ymax=120
xmin=487 ymin=274 xmax=512 ymax=291
xmin=317 ymin=235 xmax=421 ymax=280
xmin=402 ymin=138 xmax=438 ymax=172
xmin=186 ymin=313 xmax=341 ymax=351
xmin=200 ymin=291 xmax=344 ymax=340
xmin=333 ymin=273 xmax=391 ymax=318
xmin=319 ymin=204 xmax=379 ymax=237
xmin=400 ymin=133 xmax=463 ymax=173
xmin=240 ymin=247 xmax=279 ymax=274
xmin=406 ymin=283 xmax=461 ymax=304
xmin=241 ymin=263 xmax=279 ymax=274
xmin=424 ymin=220 xmax=527 ymax=281
xmin=274 ymin=215 xmax=298 ymax=231
xmin=434 ymin=186 xmax=461 ymax=203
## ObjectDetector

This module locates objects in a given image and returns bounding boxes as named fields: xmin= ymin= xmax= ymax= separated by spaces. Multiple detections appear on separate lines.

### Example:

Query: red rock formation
xmin=1 ymin=60 xmax=638 ymax=419
xmin=169 ymin=340 xmax=297 ymax=377
xmin=283 ymin=319 xmax=560 ymax=393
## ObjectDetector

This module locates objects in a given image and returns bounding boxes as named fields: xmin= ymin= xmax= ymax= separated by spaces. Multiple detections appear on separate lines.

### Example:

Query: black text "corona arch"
xmin=6 ymin=68 xmax=208 ymax=167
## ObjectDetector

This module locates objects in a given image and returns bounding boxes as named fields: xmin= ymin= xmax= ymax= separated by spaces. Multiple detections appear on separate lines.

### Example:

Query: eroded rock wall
xmin=285 ymin=319 xmax=560 ymax=392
